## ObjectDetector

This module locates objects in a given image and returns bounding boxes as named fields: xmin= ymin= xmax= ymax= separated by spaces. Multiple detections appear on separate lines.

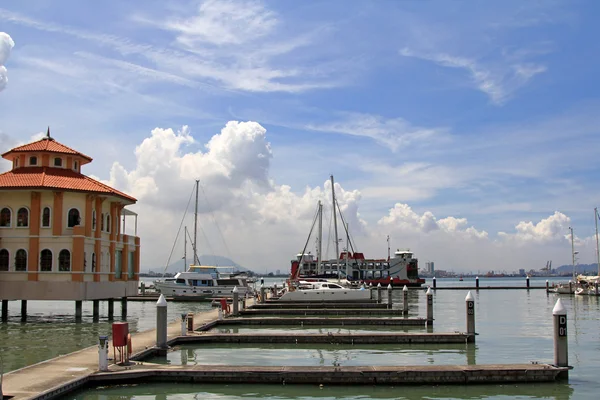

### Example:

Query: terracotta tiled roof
xmin=0 ymin=167 xmax=136 ymax=203
xmin=2 ymin=138 xmax=93 ymax=162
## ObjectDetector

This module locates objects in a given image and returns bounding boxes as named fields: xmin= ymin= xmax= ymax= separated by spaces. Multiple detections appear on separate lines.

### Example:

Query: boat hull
xmin=278 ymin=288 xmax=371 ymax=302
xmin=155 ymin=282 xmax=252 ymax=298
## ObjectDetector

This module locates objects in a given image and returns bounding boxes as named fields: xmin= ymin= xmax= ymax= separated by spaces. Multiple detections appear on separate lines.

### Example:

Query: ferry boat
xmin=291 ymin=249 xmax=425 ymax=287
xmin=288 ymin=175 xmax=425 ymax=288
xmin=154 ymin=265 xmax=253 ymax=299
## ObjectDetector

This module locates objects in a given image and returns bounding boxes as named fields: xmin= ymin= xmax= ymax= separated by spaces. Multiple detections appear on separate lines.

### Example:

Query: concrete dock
xmin=240 ymin=309 xmax=408 ymax=316
xmin=1 ymin=308 xmax=219 ymax=400
xmin=90 ymin=363 xmax=568 ymax=385
xmin=175 ymin=332 xmax=474 ymax=344
xmin=215 ymin=317 xmax=427 ymax=326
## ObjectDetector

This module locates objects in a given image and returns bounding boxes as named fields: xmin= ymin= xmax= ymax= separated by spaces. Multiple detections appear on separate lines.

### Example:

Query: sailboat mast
xmin=193 ymin=180 xmax=199 ymax=265
xmin=345 ymin=222 xmax=350 ymax=281
xmin=387 ymin=235 xmax=390 ymax=261
xmin=317 ymin=200 xmax=323 ymax=275
xmin=570 ymin=227 xmax=575 ymax=280
xmin=594 ymin=207 xmax=600 ymax=276
xmin=331 ymin=175 xmax=340 ymax=279
xmin=184 ymin=226 xmax=187 ymax=272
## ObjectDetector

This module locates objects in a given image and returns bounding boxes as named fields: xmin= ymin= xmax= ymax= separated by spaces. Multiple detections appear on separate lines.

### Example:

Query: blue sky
xmin=1 ymin=0 xmax=600 ymax=272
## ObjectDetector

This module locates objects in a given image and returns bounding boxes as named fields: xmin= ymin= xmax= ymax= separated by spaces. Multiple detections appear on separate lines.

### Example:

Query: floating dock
xmin=214 ymin=317 xmax=427 ymax=326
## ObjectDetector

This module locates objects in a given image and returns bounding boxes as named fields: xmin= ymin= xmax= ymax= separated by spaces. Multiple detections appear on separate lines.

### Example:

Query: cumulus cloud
xmin=498 ymin=211 xmax=571 ymax=243
xmin=378 ymin=203 xmax=488 ymax=239
xmin=0 ymin=32 xmax=15 ymax=92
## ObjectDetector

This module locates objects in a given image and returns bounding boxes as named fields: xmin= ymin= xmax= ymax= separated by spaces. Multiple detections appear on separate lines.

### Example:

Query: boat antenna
xmin=387 ymin=235 xmax=390 ymax=262
xmin=193 ymin=179 xmax=199 ymax=265
xmin=569 ymin=227 xmax=576 ymax=280
xmin=331 ymin=175 xmax=340 ymax=278
xmin=595 ymin=207 xmax=600 ymax=276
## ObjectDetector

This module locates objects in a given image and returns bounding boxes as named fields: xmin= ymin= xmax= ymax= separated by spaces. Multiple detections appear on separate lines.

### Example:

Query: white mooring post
xmin=387 ymin=284 xmax=393 ymax=309
xmin=475 ymin=276 xmax=479 ymax=289
xmin=181 ymin=313 xmax=187 ymax=336
xmin=465 ymin=291 xmax=475 ymax=340
xmin=426 ymin=287 xmax=433 ymax=326
xmin=98 ymin=335 xmax=109 ymax=372
xmin=376 ymin=283 xmax=382 ymax=303
xmin=232 ymin=286 xmax=239 ymax=316
xmin=432 ymin=276 xmax=436 ymax=289
xmin=403 ymin=285 xmax=409 ymax=315
xmin=156 ymin=294 xmax=168 ymax=349
xmin=369 ymin=283 xmax=373 ymax=300
xmin=260 ymin=284 xmax=266 ymax=304
xmin=553 ymin=298 xmax=569 ymax=370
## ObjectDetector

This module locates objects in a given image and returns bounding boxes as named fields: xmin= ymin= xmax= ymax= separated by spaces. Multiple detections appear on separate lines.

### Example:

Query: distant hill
xmin=554 ymin=263 xmax=599 ymax=275
xmin=144 ymin=254 xmax=251 ymax=274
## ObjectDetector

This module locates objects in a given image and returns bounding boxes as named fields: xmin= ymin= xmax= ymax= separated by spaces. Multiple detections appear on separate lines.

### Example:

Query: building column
xmin=75 ymin=300 xmax=83 ymax=321
xmin=92 ymin=300 xmax=100 ymax=321
xmin=94 ymin=197 xmax=104 ymax=283
xmin=1 ymin=300 xmax=8 ymax=322
xmin=28 ymin=191 xmax=41 ymax=282
xmin=72 ymin=226 xmax=86 ymax=282
xmin=21 ymin=300 xmax=27 ymax=322
xmin=121 ymin=297 xmax=128 ymax=319
xmin=108 ymin=299 xmax=114 ymax=320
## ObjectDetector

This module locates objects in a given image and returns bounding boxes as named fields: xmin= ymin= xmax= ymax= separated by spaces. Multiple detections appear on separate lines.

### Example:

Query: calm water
xmin=3 ymin=277 xmax=598 ymax=399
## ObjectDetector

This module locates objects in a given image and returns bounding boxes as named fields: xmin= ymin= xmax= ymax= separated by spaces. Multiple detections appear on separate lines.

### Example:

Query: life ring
xmin=127 ymin=333 xmax=132 ymax=355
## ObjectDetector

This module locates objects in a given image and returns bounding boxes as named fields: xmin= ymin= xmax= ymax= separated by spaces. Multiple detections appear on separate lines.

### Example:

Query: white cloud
xmin=400 ymin=48 xmax=546 ymax=105
xmin=165 ymin=0 xmax=278 ymax=47
xmin=378 ymin=203 xmax=488 ymax=239
xmin=305 ymin=112 xmax=447 ymax=151
xmin=0 ymin=31 xmax=14 ymax=92
xmin=498 ymin=211 xmax=571 ymax=244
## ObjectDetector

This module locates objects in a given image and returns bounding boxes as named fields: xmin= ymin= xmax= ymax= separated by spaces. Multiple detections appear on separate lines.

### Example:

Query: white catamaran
xmin=154 ymin=180 xmax=253 ymax=299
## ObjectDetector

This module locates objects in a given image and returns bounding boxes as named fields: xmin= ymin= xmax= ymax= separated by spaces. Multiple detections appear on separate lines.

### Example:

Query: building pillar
xmin=2 ymin=300 xmax=8 ymax=322
xmin=108 ymin=299 xmax=114 ymax=320
xmin=121 ymin=297 xmax=128 ymax=319
xmin=93 ymin=300 xmax=100 ymax=321
xmin=75 ymin=300 xmax=83 ymax=321
xmin=21 ymin=300 xmax=27 ymax=322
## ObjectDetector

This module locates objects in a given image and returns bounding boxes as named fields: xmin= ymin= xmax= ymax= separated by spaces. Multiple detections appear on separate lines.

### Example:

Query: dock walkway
xmin=1 ymin=308 xmax=218 ymax=400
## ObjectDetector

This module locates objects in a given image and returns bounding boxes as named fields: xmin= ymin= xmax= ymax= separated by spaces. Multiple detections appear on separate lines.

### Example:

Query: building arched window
xmin=58 ymin=249 xmax=71 ymax=272
xmin=17 ymin=207 xmax=29 ymax=227
xmin=42 ymin=207 xmax=51 ymax=228
xmin=67 ymin=208 xmax=81 ymax=228
xmin=92 ymin=210 xmax=97 ymax=231
xmin=100 ymin=213 xmax=104 ymax=231
xmin=54 ymin=157 xmax=63 ymax=167
xmin=0 ymin=249 xmax=8 ymax=271
xmin=0 ymin=208 xmax=11 ymax=227
xmin=15 ymin=249 xmax=27 ymax=271
xmin=92 ymin=252 xmax=96 ymax=272
xmin=40 ymin=249 xmax=52 ymax=271
xmin=106 ymin=214 xmax=111 ymax=233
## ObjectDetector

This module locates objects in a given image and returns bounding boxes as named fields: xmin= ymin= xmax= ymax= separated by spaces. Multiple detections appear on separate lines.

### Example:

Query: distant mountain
xmin=144 ymin=254 xmax=251 ymax=274
xmin=554 ymin=263 xmax=599 ymax=275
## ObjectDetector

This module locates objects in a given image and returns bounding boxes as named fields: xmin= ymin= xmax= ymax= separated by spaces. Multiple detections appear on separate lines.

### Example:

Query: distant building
xmin=519 ymin=269 xmax=526 ymax=276
xmin=0 ymin=130 xmax=140 ymax=301
xmin=425 ymin=261 xmax=435 ymax=275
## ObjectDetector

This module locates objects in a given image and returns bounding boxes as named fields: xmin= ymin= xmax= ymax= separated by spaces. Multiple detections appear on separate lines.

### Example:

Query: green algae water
xmin=2 ymin=278 xmax=598 ymax=398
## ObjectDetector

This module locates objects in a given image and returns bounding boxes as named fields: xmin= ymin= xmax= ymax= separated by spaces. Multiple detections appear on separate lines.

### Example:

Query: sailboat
xmin=154 ymin=181 xmax=253 ymax=299
xmin=289 ymin=175 xmax=425 ymax=287
xmin=574 ymin=208 xmax=600 ymax=296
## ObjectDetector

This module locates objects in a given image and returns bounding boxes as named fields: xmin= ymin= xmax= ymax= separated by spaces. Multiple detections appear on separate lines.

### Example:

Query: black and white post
xmin=232 ymin=286 xmax=239 ymax=316
xmin=156 ymin=294 xmax=167 ymax=349
xmin=377 ymin=283 xmax=382 ymax=304
xmin=432 ymin=276 xmax=436 ymax=289
xmin=553 ymin=298 xmax=569 ymax=370
xmin=466 ymin=291 xmax=475 ymax=341
xmin=260 ymin=284 xmax=266 ymax=304
xmin=387 ymin=284 xmax=393 ymax=309
xmin=426 ymin=287 xmax=433 ymax=326
xmin=402 ymin=285 xmax=409 ymax=315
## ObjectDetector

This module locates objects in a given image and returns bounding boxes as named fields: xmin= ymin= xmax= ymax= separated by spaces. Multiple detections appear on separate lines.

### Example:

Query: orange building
xmin=0 ymin=130 xmax=139 ymax=318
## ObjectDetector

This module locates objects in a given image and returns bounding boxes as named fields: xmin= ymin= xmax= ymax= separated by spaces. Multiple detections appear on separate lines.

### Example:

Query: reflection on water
xmin=148 ymin=342 xmax=475 ymax=367
xmin=65 ymin=381 xmax=575 ymax=400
